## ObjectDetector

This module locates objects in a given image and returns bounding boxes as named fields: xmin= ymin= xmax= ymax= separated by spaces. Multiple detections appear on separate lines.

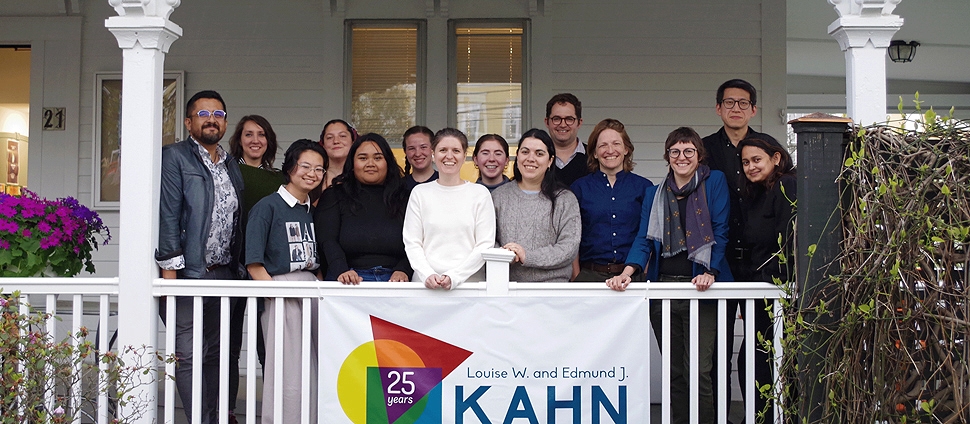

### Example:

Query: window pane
xmin=455 ymin=26 xmax=523 ymax=143
xmin=351 ymin=25 xmax=417 ymax=138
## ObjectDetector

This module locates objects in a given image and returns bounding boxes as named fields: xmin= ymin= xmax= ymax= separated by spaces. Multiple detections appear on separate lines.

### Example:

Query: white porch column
xmin=827 ymin=0 xmax=904 ymax=125
xmin=104 ymin=1 xmax=181 ymax=422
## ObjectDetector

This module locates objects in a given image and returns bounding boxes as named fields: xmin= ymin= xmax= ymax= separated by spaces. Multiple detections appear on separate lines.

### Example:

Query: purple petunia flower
xmin=0 ymin=240 xmax=9 ymax=250
xmin=0 ymin=219 xmax=19 ymax=234
xmin=21 ymin=229 xmax=31 ymax=238
xmin=40 ymin=235 xmax=59 ymax=249
xmin=37 ymin=221 xmax=51 ymax=233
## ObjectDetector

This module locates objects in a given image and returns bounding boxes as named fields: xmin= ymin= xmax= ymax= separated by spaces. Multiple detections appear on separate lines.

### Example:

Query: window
xmin=450 ymin=21 xmax=527 ymax=144
xmin=347 ymin=21 xmax=425 ymax=138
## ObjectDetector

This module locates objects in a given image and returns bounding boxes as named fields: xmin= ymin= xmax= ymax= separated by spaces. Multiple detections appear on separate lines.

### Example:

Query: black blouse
xmin=315 ymin=184 xmax=412 ymax=280
xmin=741 ymin=174 xmax=796 ymax=284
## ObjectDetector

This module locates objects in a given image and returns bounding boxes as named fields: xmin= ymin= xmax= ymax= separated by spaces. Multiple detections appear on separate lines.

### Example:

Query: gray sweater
xmin=491 ymin=182 xmax=582 ymax=282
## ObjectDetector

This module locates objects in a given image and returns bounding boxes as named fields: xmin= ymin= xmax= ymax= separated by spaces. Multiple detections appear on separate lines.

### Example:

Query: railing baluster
xmin=717 ymin=298 xmax=728 ymax=424
xmin=773 ymin=298 xmax=785 ymax=424
xmin=219 ymin=296 xmax=230 ymax=424
xmin=45 ymin=295 xmax=57 ymax=416
xmin=273 ymin=297 xmax=284 ymax=424
xmin=71 ymin=294 xmax=82 ymax=424
xmin=301 ymin=297 xmax=312 ymax=424
xmin=245 ymin=296 xmax=257 ymax=424
xmin=317 ymin=297 xmax=326 ymax=424
xmin=689 ymin=299 xmax=699 ymax=424
xmin=661 ymin=298 xmax=671 ymax=424
xmin=192 ymin=296 xmax=203 ymax=424
xmin=745 ymin=298 xmax=756 ymax=424
xmin=98 ymin=294 xmax=110 ymax=424
xmin=165 ymin=295 xmax=176 ymax=424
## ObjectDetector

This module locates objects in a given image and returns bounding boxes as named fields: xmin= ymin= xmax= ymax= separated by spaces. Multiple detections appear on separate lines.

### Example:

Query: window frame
xmin=447 ymin=18 xmax=530 ymax=139
xmin=344 ymin=19 xmax=427 ymax=132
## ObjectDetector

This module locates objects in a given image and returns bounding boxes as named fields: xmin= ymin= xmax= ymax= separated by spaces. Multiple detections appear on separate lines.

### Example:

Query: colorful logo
xmin=337 ymin=316 xmax=473 ymax=424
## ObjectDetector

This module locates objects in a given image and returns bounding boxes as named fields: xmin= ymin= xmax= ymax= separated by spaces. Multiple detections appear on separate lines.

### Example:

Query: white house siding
xmin=23 ymin=0 xmax=784 ymax=277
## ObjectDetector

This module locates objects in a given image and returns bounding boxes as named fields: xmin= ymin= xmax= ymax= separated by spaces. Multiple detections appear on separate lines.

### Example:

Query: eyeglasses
xmin=548 ymin=116 xmax=578 ymax=126
xmin=667 ymin=148 xmax=697 ymax=159
xmin=297 ymin=162 xmax=325 ymax=175
xmin=720 ymin=98 xmax=752 ymax=110
xmin=196 ymin=110 xmax=227 ymax=120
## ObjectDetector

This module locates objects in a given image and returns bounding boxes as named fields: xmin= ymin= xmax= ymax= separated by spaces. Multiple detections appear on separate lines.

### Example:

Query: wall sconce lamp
xmin=888 ymin=40 xmax=920 ymax=63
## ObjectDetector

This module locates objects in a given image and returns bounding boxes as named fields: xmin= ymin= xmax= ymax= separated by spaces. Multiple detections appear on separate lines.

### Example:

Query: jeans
xmin=159 ymin=265 xmax=235 ymax=424
xmin=353 ymin=266 xmax=395 ymax=281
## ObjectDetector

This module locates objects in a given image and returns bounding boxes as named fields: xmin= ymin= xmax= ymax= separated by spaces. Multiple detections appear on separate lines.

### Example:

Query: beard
xmin=196 ymin=124 xmax=223 ymax=145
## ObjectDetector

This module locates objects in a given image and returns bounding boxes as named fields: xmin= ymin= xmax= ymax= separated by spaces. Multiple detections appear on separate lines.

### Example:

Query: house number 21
xmin=43 ymin=107 xmax=66 ymax=131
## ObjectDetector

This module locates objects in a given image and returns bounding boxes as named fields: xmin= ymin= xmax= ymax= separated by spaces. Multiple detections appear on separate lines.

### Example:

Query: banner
xmin=320 ymin=296 xmax=651 ymax=424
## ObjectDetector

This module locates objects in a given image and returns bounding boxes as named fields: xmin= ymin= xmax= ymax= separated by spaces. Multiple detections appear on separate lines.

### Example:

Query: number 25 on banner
xmin=43 ymin=107 xmax=66 ymax=131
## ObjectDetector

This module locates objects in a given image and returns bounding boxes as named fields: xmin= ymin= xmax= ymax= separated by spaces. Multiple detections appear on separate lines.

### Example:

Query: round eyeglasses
xmin=667 ymin=148 xmax=697 ymax=159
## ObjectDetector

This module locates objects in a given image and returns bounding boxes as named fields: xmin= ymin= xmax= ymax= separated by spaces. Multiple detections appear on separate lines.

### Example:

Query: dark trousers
xmin=651 ymin=299 xmax=718 ymax=424
xmin=159 ymin=265 xmax=235 ymax=424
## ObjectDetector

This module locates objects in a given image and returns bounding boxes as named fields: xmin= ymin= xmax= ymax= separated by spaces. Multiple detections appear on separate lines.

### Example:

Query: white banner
xmin=320 ymin=296 xmax=650 ymax=424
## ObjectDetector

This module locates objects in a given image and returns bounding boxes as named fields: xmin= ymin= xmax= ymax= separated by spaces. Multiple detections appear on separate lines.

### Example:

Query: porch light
xmin=888 ymin=40 xmax=919 ymax=63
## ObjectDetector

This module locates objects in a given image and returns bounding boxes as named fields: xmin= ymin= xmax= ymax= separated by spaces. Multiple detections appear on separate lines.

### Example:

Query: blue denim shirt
xmin=571 ymin=170 xmax=653 ymax=264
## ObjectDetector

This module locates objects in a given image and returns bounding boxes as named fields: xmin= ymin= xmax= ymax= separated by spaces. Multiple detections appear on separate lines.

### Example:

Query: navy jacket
xmin=155 ymin=138 xmax=245 ymax=278
xmin=624 ymin=170 xmax=733 ymax=282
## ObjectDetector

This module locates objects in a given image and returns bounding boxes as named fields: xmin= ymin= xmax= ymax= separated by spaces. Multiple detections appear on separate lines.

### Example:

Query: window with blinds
xmin=349 ymin=22 xmax=423 ymax=139
xmin=453 ymin=23 xmax=525 ymax=144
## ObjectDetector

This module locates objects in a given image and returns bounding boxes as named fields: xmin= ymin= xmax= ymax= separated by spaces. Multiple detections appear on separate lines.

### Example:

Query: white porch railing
xmin=1 ymin=257 xmax=786 ymax=424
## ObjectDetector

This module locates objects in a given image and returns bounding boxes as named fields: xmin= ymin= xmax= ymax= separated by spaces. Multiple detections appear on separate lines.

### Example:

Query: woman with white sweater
xmin=491 ymin=128 xmax=581 ymax=282
xmin=403 ymin=128 xmax=496 ymax=289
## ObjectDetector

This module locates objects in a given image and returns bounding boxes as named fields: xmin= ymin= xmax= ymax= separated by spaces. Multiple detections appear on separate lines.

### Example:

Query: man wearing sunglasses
xmin=156 ymin=90 xmax=245 ymax=424
xmin=702 ymin=79 xmax=786 ymax=422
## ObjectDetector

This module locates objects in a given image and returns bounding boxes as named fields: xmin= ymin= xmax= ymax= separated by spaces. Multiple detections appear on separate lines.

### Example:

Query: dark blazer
xmin=155 ymin=138 xmax=245 ymax=278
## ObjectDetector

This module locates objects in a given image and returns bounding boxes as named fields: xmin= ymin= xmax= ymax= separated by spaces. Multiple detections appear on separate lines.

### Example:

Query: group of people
xmin=155 ymin=78 xmax=795 ymax=423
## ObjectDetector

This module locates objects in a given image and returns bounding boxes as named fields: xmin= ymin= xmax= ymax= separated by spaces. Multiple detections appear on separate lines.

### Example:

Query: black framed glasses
xmin=667 ymin=148 xmax=697 ymax=159
xmin=548 ymin=116 xmax=577 ymax=126
xmin=720 ymin=98 xmax=752 ymax=110
xmin=196 ymin=110 xmax=227 ymax=120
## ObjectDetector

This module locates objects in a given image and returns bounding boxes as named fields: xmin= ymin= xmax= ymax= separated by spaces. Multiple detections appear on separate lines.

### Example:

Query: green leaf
xmin=941 ymin=185 xmax=951 ymax=196
xmin=844 ymin=157 xmax=855 ymax=167
xmin=924 ymin=108 xmax=937 ymax=124
xmin=807 ymin=244 xmax=817 ymax=258
xmin=920 ymin=400 xmax=932 ymax=413
xmin=897 ymin=96 xmax=904 ymax=114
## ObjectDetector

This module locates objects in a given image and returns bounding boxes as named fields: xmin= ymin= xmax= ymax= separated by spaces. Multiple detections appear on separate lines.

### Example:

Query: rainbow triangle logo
xmin=337 ymin=316 xmax=473 ymax=424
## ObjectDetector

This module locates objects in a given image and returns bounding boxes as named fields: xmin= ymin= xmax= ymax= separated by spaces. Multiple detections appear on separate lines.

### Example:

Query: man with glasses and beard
xmin=544 ymin=93 xmax=590 ymax=187
xmin=156 ymin=90 xmax=245 ymax=424
xmin=702 ymin=79 xmax=786 ymax=423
